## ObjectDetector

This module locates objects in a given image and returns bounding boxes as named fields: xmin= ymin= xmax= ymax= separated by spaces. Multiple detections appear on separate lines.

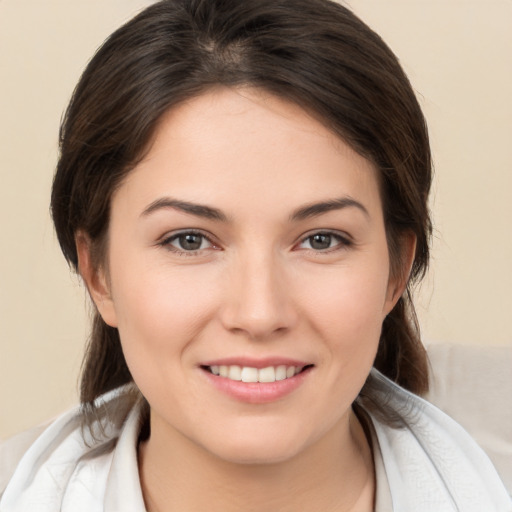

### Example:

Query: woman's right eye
xmin=161 ymin=231 xmax=214 ymax=253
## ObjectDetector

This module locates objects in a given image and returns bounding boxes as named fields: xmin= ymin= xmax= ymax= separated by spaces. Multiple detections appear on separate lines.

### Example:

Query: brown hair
xmin=51 ymin=0 xmax=432 ymax=428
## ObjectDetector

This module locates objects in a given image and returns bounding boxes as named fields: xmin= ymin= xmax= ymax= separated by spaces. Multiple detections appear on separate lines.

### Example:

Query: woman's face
xmin=90 ymin=88 xmax=404 ymax=464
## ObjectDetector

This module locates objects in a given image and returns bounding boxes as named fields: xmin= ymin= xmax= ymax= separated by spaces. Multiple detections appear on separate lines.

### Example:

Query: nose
xmin=219 ymin=250 xmax=298 ymax=340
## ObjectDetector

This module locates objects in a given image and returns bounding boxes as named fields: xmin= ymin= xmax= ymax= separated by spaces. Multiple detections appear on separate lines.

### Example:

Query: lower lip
xmin=201 ymin=367 xmax=313 ymax=404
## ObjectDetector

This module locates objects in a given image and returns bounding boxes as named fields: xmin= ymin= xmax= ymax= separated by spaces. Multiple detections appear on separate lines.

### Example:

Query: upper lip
xmin=200 ymin=357 xmax=312 ymax=369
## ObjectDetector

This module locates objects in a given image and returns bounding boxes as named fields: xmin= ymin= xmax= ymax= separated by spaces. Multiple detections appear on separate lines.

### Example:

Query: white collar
xmin=2 ymin=372 xmax=511 ymax=511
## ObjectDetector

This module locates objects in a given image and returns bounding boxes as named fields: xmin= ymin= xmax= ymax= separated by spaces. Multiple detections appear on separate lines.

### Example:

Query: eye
xmin=161 ymin=231 xmax=215 ymax=253
xmin=298 ymin=232 xmax=350 ymax=251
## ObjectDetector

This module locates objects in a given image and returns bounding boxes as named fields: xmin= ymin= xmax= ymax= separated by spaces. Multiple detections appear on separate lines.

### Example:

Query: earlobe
xmin=384 ymin=232 xmax=417 ymax=315
xmin=75 ymin=232 xmax=118 ymax=327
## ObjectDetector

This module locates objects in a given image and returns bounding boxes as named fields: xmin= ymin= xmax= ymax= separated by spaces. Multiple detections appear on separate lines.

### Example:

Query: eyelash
xmin=158 ymin=230 xmax=217 ymax=256
xmin=296 ymin=231 xmax=353 ymax=253
xmin=158 ymin=230 xmax=352 ymax=256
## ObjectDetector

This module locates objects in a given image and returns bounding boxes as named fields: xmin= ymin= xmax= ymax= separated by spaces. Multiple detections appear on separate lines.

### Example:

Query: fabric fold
xmin=1 ymin=370 xmax=511 ymax=511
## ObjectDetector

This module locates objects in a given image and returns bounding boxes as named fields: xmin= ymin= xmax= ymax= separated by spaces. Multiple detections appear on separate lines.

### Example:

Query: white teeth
xmin=241 ymin=367 xmax=259 ymax=383
xmin=228 ymin=365 xmax=242 ymax=381
xmin=258 ymin=366 xmax=276 ymax=383
xmin=275 ymin=365 xmax=287 ymax=381
xmin=209 ymin=364 xmax=306 ymax=383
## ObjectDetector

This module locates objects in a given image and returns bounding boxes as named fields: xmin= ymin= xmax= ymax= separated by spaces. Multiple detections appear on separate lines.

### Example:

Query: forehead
xmin=114 ymin=87 xmax=382 ymax=219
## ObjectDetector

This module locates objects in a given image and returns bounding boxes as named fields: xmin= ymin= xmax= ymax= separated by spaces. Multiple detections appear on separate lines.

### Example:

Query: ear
xmin=383 ymin=231 xmax=417 ymax=315
xmin=75 ymin=232 xmax=118 ymax=327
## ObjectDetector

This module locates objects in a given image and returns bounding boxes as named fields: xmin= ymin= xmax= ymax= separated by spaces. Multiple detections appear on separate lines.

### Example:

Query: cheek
xmin=297 ymin=263 xmax=389 ymax=367
xmin=302 ymin=266 xmax=389 ymax=332
xmin=109 ymin=258 xmax=221 ymax=370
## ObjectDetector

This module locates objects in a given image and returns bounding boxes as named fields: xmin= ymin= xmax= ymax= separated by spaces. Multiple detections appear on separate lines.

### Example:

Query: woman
xmin=1 ymin=0 xmax=510 ymax=510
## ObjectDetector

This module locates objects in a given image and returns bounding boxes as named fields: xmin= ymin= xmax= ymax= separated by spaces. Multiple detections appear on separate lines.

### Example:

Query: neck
xmin=138 ymin=409 xmax=375 ymax=512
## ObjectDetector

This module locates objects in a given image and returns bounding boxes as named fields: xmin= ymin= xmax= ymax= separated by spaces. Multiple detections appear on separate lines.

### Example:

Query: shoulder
xmin=0 ymin=385 xmax=141 ymax=509
xmin=365 ymin=369 xmax=512 ymax=511
xmin=0 ymin=424 xmax=49 ymax=496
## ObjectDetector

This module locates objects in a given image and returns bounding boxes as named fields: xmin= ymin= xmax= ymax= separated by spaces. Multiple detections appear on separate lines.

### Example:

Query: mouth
xmin=199 ymin=360 xmax=314 ymax=403
xmin=201 ymin=364 xmax=314 ymax=383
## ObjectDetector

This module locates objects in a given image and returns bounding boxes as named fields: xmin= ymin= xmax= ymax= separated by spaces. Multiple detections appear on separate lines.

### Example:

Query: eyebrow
xmin=141 ymin=197 xmax=228 ymax=222
xmin=140 ymin=196 xmax=369 ymax=223
xmin=290 ymin=197 xmax=369 ymax=221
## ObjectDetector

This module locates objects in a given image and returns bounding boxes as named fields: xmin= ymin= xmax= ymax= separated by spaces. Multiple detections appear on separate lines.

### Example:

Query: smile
xmin=200 ymin=361 xmax=314 ymax=403
xmin=205 ymin=365 xmax=306 ymax=383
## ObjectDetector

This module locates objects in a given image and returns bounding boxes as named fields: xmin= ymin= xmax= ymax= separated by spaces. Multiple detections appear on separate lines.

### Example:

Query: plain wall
xmin=1 ymin=0 xmax=511 ymax=440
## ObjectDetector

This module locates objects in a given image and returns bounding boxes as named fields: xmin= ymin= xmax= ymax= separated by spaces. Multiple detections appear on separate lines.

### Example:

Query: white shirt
xmin=1 ymin=370 xmax=511 ymax=511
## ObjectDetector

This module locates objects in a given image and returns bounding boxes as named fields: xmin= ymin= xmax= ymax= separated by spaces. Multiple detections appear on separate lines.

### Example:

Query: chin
xmin=201 ymin=424 xmax=315 ymax=466
xmin=213 ymin=442 xmax=303 ymax=466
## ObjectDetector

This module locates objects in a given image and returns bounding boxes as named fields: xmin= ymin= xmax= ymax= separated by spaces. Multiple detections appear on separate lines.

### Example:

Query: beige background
xmin=0 ymin=0 xmax=511 ymax=440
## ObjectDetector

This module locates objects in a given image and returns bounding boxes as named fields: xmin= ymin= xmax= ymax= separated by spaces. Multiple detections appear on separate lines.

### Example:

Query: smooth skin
xmin=77 ymin=88 xmax=414 ymax=511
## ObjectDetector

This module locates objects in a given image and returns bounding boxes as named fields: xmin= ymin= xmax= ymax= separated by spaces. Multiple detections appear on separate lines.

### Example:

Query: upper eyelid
xmin=160 ymin=228 xmax=215 ymax=243
xmin=158 ymin=231 xmax=219 ymax=256
xmin=157 ymin=228 xmax=352 ymax=250
xmin=298 ymin=229 xmax=353 ymax=243
xmin=293 ymin=231 xmax=354 ymax=254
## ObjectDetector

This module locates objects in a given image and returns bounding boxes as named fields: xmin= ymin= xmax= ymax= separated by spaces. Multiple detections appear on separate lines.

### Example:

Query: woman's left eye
xmin=161 ymin=232 xmax=214 ymax=253
xmin=297 ymin=232 xmax=350 ymax=251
